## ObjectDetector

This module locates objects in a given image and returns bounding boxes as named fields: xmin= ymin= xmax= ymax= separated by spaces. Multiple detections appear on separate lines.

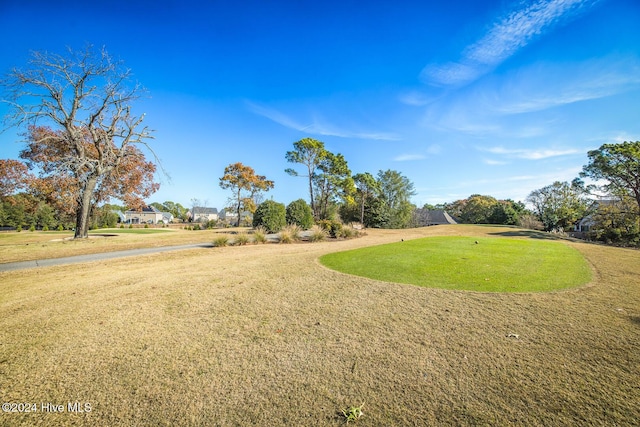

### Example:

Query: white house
xmin=124 ymin=206 xmax=167 ymax=224
xmin=191 ymin=207 xmax=219 ymax=223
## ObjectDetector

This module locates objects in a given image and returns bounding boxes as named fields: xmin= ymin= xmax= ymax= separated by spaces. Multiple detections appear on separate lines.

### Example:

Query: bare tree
xmin=2 ymin=46 xmax=158 ymax=238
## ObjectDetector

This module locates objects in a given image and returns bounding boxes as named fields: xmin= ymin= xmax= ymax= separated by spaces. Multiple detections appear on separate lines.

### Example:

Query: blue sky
xmin=1 ymin=0 xmax=639 ymax=209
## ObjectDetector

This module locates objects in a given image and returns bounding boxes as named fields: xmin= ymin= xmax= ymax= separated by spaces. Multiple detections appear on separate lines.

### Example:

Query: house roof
xmin=193 ymin=207 xmax=218 ymax=215
xmin=125 ymin=205 xmax=162 ymax=214
xmin=415 ymin=209 xmax=458 ymax=226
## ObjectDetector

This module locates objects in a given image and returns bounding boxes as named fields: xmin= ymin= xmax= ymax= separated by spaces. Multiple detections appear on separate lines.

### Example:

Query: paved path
xmin=0 ymin=243 xmax=213 ymax=272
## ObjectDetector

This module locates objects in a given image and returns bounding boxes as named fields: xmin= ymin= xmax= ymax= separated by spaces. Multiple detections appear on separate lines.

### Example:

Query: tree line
xmin=215 ymin=137 xmax=418 ymax=230
xmin=524 ymin=142 xmax=640 ymax=246
xmin=1 ymin=46 xmax=638 ymax=245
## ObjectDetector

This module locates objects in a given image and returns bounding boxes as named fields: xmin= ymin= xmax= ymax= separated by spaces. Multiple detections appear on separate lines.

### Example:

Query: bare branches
xmin=2 ymin=46 xmax=158 ymax=238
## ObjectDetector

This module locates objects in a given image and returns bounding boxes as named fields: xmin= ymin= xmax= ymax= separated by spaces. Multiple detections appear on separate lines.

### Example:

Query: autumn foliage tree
xmin=1 ymin=47 xmax=158 ymax=238
xmin=21 ymin=126 xmax=158 ymax=228
xmin=0 ymin=159 xmax=33 ymax=198
xmin=219 ymin=162 xmax=274 ymax=226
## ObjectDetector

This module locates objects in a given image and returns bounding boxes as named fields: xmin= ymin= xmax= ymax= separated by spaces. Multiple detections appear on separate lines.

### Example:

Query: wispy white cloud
xmin=422 ymin=54 xmax=640 ymax=138
xmin=421 ymin=0 xmax=600 ymax=87
xmin=394 ymin=153 xmax=427 ymax=162
xmin=483 ymin=158 xmax=509 ymax=166
xmin=492 ymin=57 xmax=640 ymax=115
xmin=246 ymin=101 xmax=400 ymax=141
xmin=481 ymin=146 xmax=579 ymax=159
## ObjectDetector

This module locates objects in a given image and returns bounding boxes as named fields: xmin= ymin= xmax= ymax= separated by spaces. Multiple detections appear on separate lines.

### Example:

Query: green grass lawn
xmin=320 ymin=236 xmax=592 ymax=292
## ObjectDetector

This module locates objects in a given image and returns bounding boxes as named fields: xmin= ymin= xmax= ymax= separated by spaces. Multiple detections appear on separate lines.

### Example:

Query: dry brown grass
xmin=0 ymin=225 xmax=638 ymax=426
xmin=0 ymin=228 xmax=244 ymax=263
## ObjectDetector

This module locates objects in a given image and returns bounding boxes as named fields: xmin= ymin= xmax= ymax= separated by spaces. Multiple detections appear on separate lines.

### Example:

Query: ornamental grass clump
xmin=212 ymin=234 xmax=230 ymax=247
xmin=252 ymin=226 xmax=268 ymax=244
xmin=308 ymin=225 xmax=328 ymax=242
xmin=338 ymin=226 xmax=356 ymax=239
xmin=278 ymin=224 xmax=302 ymax=244
xmin=234 ymin=232 xmax=251 ymax=246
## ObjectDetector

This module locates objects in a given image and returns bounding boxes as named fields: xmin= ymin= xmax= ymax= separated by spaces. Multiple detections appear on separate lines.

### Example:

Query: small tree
xmin=526 ymin=180 xmax=590 ymax=232
xmin=285 ymin=138 xmax=327 ymax=219
xmin=286 ymin=199 xmax=314 ymax=229
xmin=376 ymin=169 xmax=416 ymax=229
xmin=252 ymin=200 xmax=286 ymax=233
xmin=353 ymin=172 xmax=379 ymax=226
xmin=219 ymin=162 xmax=274 ymax=226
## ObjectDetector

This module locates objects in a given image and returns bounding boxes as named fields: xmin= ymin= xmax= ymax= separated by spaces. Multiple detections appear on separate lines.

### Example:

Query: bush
xmin=338 ymin=226 xmax=356 ymax=239
xmin=317 ymin=219 xmax=343 ymax=238
xmin=144 ymin=224 xmax=149 ymax=229
xmin=120 ymin=224 xmax=125 ymax=229
xmin=234 ymin=232 xmax=251 ymax=246
xmin=278 ymin=224 xmax=302 ymax=244
xmin=57 ymin=225 xmax=64 ymax=231
xmin=518 ymin=214 xmax=544 ymax=231
xmin=286 ymin=199 xmax=314 ymax=229
xmin=252 ymin=226 xmax=268 ymax=244
xmin=29 ymin=224 xmax=36 ymax=232
xmin=42 ymin=225 xmax=49 ymax=231
xmin=253 ymin=200 xmax=286 ymax=233
xmin=308 ymin=225 xmax=328 ymax=242
xmin=212 ymin=234 xmax=230 ymax=247
xmin=129 ymin=224 xmax=133 ymax=229
xmin=193 ymin=224 xmax=201 ymax=231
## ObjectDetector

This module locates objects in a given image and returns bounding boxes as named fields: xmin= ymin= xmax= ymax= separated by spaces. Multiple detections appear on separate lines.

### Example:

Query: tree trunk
xmin=308 ymin=176 xmax=316 ymax=220
xmin=360 ymin=196 xmax=365 ymax=225
xmin=74 ymin=177 xmax=98 ymax=239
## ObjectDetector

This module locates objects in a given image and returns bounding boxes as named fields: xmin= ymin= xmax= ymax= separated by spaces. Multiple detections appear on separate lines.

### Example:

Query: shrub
xmin=29 ymin=225 xmax=36 ymax=232
xmin=308 ymin=225 xmax=328 ymax=242
xmin=278 ymin=224 xmax=301 ymax=244
xmin=42 ymin=225 xmax=49 ymax=231
xmin=212 ymin=234 xmax=230 ymax=247
xmin=234 ymin=232 xmax=251 ymax=246
xmin=317 ymin=219 xmax=343 ymax=238
xmin=252 ymin=226 xmax=268 ymax=244
xmin=144 ymin=224 xmax=149 ymax=229
xmin=57 ymin=225 xmax=64 ymax=231
xmin=338 ymin=226 xmax=356 ymax=239
xmin=129 ymin=224 xmax=133 ymax=229
xmin=120 ymin=224 xmax=125 ymax=229
xmin=193 ymin=224 xmax=201 ymax=231
xmin=286 ymin=199 xmax=314 ymax=229
xmin=253 ymin=200 xmax=286 ymax=233
xmin=517 ymin=214 xmax=544 ymax=231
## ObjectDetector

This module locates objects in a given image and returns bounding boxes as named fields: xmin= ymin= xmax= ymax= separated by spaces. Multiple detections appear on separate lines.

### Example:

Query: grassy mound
xmin=320 ymin=236 xmax=591 ymax=292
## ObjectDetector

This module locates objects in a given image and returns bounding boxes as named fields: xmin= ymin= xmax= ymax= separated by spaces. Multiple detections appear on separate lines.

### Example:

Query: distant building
xmin=191 ymin=207 xmax=219 ymax=223
xmin=414 ymin=209 xmax=458 ymax=226
xmin=574 ymin=199 xmax=616 ymax=233
xmin=219 ymin=209 xmax=252 ymax=226
xmin=124 ymin=206 xmax=166 ymax=224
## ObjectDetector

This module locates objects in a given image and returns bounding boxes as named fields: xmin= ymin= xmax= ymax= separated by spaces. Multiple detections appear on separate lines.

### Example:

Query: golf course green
xmin=320 ymin=236 xmax=592 ymax=292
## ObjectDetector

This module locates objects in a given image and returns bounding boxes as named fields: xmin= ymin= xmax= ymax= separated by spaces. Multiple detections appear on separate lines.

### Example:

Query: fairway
xmin=320 ymin=236 xmax=592 ymax=292
xmin=1 ymin=225 xmax=638 ymax=426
